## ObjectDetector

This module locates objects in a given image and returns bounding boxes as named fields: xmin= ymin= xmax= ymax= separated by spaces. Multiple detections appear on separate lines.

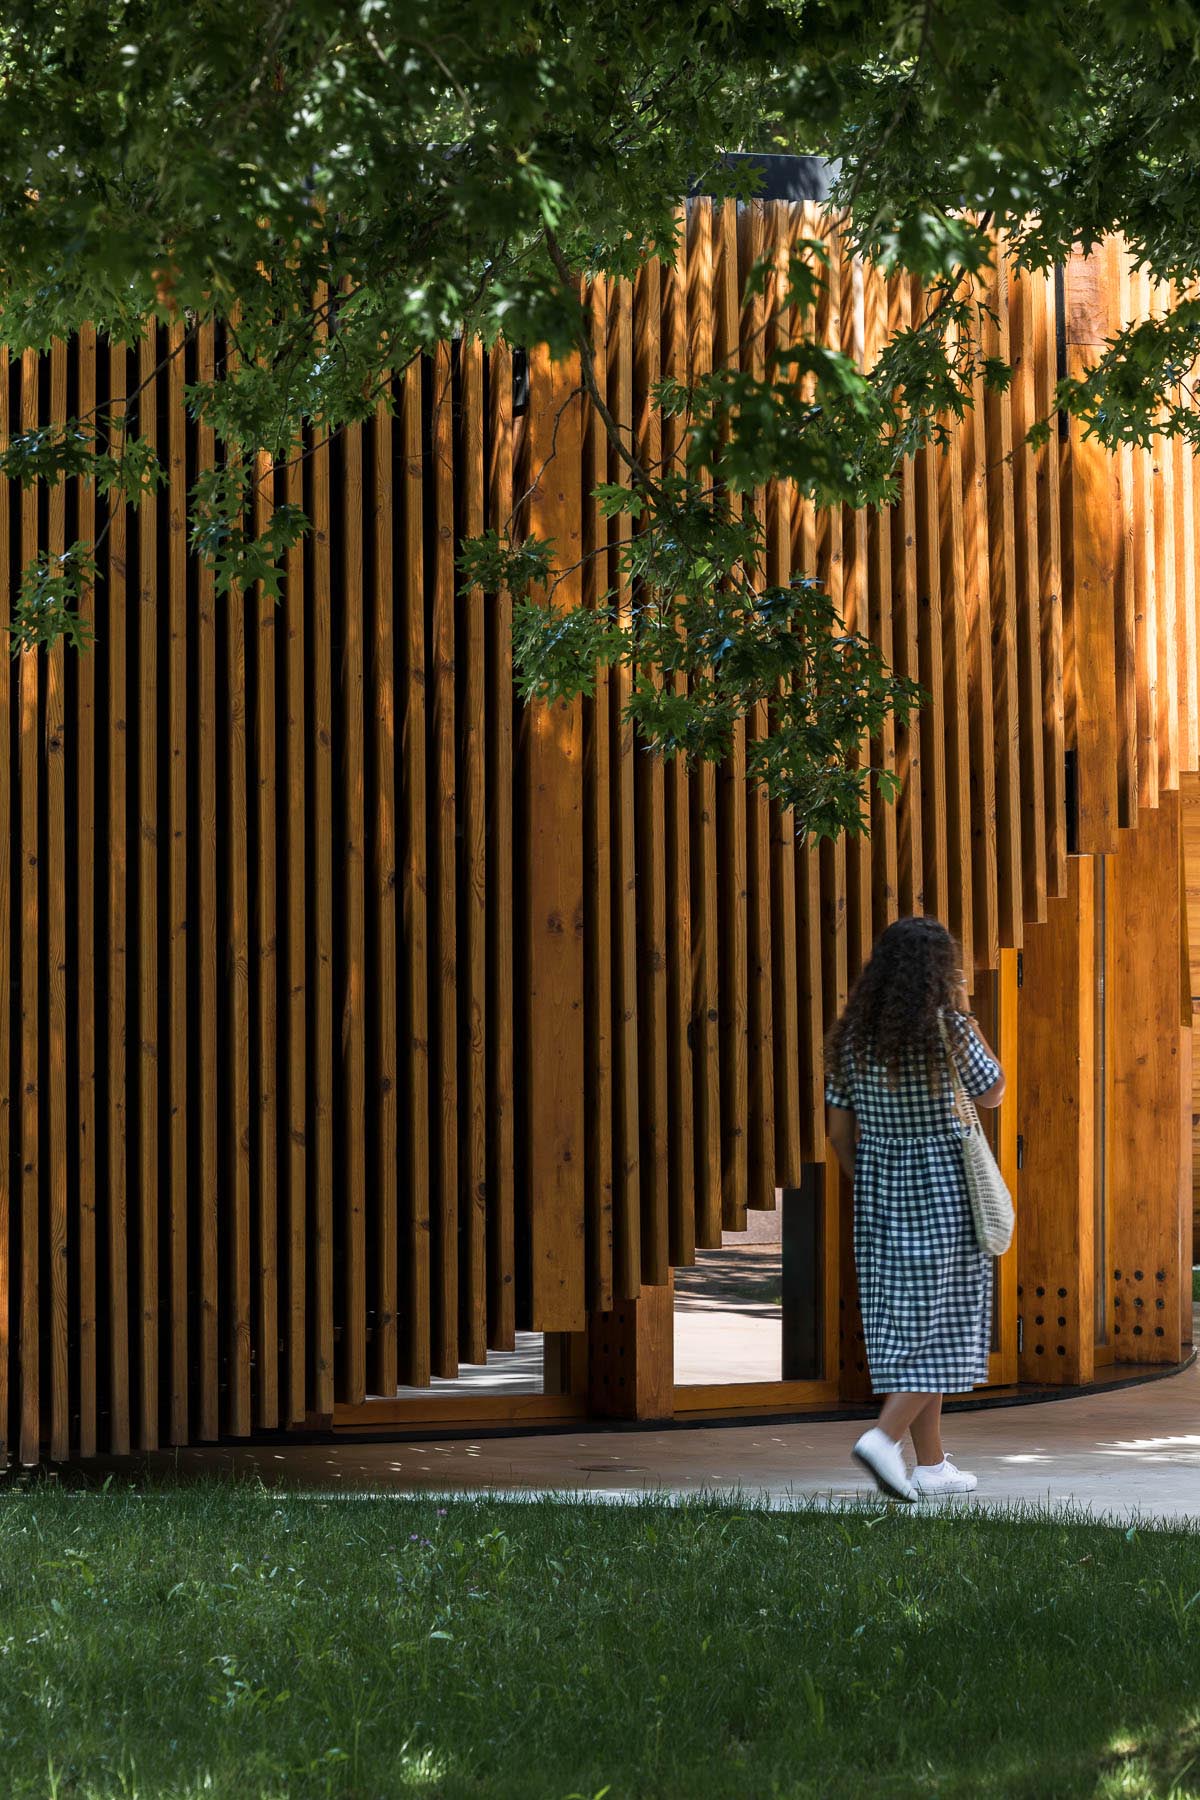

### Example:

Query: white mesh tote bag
xmin=937 ymin=1014 xmax=1014 ymax=1258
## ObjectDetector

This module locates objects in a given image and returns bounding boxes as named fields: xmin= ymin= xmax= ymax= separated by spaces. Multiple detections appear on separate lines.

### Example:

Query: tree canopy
xmin=3 ymin=0 xmax=1200 ymax=836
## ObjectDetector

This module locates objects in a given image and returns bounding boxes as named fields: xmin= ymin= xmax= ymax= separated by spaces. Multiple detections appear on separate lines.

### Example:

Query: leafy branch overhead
xmin=2 ymin=0 xmax=1200 ymax=835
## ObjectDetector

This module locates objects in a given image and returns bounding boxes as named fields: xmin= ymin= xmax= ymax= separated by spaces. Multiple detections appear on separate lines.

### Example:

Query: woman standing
xmin=824 ymin=916 xmax=1006 ymax=1501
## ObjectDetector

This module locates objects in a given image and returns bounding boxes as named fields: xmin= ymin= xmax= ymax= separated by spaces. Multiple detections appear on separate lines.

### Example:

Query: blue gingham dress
xmin=825 ymin=1015 xmax=1001 ymax=1394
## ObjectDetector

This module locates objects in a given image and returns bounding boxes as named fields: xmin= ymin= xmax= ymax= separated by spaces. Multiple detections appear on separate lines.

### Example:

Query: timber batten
xmin=0 ymin=211 xmax=1194 ymax=1464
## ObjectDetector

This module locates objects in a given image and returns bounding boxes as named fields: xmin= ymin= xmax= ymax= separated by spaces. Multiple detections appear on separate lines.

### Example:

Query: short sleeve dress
xmin=824 ymin=1014 xmax=1002 ymax=1394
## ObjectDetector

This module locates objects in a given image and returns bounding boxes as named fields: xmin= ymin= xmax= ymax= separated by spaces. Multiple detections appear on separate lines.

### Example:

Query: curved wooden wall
xmin=0 ymin=204 xmax=1192 ymax=1463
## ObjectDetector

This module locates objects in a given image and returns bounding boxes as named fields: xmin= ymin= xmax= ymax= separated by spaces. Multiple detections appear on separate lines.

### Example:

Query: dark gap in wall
xmin=212 ymin=323 xmax=236 ymax=1434
xmin=362 ymin=404 xmax=383 ymax=1381
xmin=182 ymin=330 xmax=207 ymax=1437
xmin=63 ymin=338 xmax=82 ymax=1452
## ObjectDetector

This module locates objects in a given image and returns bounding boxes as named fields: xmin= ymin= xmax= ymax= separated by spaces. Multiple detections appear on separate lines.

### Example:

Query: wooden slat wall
xmin=1 ymin=213 xmax=1196 ymax=1462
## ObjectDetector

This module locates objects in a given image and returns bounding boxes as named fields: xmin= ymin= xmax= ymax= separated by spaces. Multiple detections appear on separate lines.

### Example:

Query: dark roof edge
xmin=689 ymin=152 xmax=839 ymax=204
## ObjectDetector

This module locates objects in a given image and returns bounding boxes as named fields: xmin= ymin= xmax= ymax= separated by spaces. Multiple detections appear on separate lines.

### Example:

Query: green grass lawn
xmin=3 ymin=1485 xmax=1200 ymax=1799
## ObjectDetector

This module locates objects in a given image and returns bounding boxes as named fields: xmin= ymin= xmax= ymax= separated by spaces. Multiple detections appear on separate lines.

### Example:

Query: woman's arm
xmin=827 ymin=1105 xmax=858 ymax=1178
xmin=960 ymin=1013 xmax=1006 ymax=1109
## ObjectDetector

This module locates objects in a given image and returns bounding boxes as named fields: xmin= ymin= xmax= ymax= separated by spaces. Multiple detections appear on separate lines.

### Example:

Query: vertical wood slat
xmin=283 ymin=425 xmax=307 ymax=1423
xmin=47 ymin=340 xmax=68 ymax=1462
xmin=0 ymin=350 xmax=8 ymax=1462
xmin=1008 ymin=267 xmax=1048 ymax=921
xmin=1032 ymin=271 xmax=1068 ymax=897
xmin=581 ymin=290 xmax=615 ymax=1301
xmin=817 ymin=230 xmax=850 ymax=1023
xmin=1172 ymin=280 xmax=1200 ymax=776
xmin=887 ymin=270 xmax=924 ymax=920
xmin=460 ymin=338 xmax=488 ymax=1361
xmin=1112 ymin=244 xmax=1139 ymax=827
xmin=486 ymin=344 xmax=518 ymax=1343
xmin=223 ymin=326 xmax=251 ymax=1440
xmin=914 ymin=418 xmax=950 ymax=928
xmin=715 ymin=196 xmax=748 ymax=1230
xmin=1131 ymin=270 xmax=1160 ymax=814
xmin=430 ymin=343 xmax=458 ymax=1373
xmin=196 ymin=325 xmax=220 ymax=1439
xmin=766 ymin=200 xmax=802 ymax=1192
xmin=863 ymin=258 xmax=900 ymax=934
xmin=959 ymin=291 xmax=1000 ymax=974
xmin=106 ymin=340 xmax=131 ymax=1455
xmin=1063 ymin=253 xmax=1121 ymax=851
xmin=400 ymin=361 xmax=431 ymax=1383
xmin=167 ymin=326 xmax=189 ymax=1443
xmin=340 ymin=410 xmax=367 ymax=1405
xmin=18 ymin=350 xmax=39 ymax=1464
xmin=694 ymin=189 xmax=734 ymax=1245
xmin=633 ymin=256 xmax=670 ymax=1280
xmin=309 ymin=315 xmax=335 ymax=1418
xmin=1152 ymin=279 xmax=1180 ymax=792
xmin=739 ymin=198 xmax=776 ymax=1216
xmin=76 ymin=329 xmax=98 ymax=1457
xmin=840 ymin=246 xmax=874 ymax=981
xmin=937 ymin=366 xmax=975 ymax=975
xmin=662 ymin=209 xmax=697 ymax=1262
xmin=370 ymin=387 xmax=399 ymax=1396
xmin=608 ymin=279 xmax=643 ymax=1290
xmin=523 ymin=346 xmax=586 ymax=1329
xmin=252 ymin=440 xmax=278 ymax=1427
xmin=136 ymin=327 xmax=159 ymax=1450
xmin=792 ymin=206 xmax=827 ymax=1165
xmin=982 ymin=252 xmax=1024 ymax=946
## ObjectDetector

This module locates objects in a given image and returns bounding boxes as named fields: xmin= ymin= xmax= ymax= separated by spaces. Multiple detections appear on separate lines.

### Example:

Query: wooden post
xmin=588 ymin=1279 xmax=674 ymax=1420
xmin=1108 ymin=793 xmax=1186 ymax=1363
xmin=1017 ymin=856 xmax=1096 ymax=1384
xmin=1062 ymin=252 xmax=1120 ymax=856
xmin=522 ymin=347 xmax=586 ymax=1331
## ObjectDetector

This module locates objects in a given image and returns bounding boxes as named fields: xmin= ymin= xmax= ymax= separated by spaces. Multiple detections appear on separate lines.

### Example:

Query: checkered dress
xmin=825 ymin=1014 xmax=1001 ymax=1394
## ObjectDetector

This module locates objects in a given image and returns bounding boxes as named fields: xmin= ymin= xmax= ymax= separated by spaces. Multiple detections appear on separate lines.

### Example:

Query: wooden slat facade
xmin=0 ymin=208 xmax=1196 ymax=1461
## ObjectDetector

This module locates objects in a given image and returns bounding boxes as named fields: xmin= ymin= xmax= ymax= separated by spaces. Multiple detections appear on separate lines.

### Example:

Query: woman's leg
xmin=876 ymin=1391 xmax=931 ymax=1446
xmin=909 ymin=1395 xmax=944 ymax=1467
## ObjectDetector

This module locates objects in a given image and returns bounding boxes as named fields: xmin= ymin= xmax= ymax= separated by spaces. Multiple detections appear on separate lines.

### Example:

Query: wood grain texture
xmin=0 ymin=216 xmax=1194 ymax=1458
xmin=430 ymin=343 xmax=458 ymax=1374
xmin=400 ymin=361 xmax=431 ymax=1384
xmin=522 ymin=346 xmax=586 ymax=1329
xmin=1008 ymin=267 xmax=1048 ymax=921
xmin=370 ymin=389 xmax=399 ymax=1396
xmin=685 ymin=202 xmax=723 ymax=1250
xmin=607 ymin=279 xmax=643 ymax=1289
xmin=633 ymin=256 xmax=670 ymax=1279
xmin=580 ymin=293 xmax=615 ymax=1302
xmin=459 ymin=338 xmax=488 ymax=1361
xmin=340 ymin=412 xmax=367 ymax=1403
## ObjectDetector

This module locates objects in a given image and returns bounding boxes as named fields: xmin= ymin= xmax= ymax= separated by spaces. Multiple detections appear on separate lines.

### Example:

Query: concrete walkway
xmin=146 ymin=1356 xmax=1200 ymax=1525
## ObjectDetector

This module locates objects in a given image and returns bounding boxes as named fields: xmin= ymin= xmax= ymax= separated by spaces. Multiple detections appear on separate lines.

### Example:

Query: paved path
xmin=148 ymin=1357 xmax=1200 ymax=1525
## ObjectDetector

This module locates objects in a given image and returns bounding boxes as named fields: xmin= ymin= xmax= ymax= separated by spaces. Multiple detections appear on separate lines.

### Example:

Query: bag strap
xmin=937 ymin=1012 xmax=980 ymax=1132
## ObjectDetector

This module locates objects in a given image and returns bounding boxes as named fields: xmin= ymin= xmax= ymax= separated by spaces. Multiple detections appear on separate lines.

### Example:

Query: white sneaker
xmin=852 ymin=1427 xmax=917 ymax=1502
xmin=913 ymin=1456 xmax=978 ymax=1497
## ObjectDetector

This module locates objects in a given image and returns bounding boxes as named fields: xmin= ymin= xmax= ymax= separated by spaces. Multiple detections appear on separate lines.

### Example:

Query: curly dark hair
xmin=826 ymin=916 xmax=968 ymax=1091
